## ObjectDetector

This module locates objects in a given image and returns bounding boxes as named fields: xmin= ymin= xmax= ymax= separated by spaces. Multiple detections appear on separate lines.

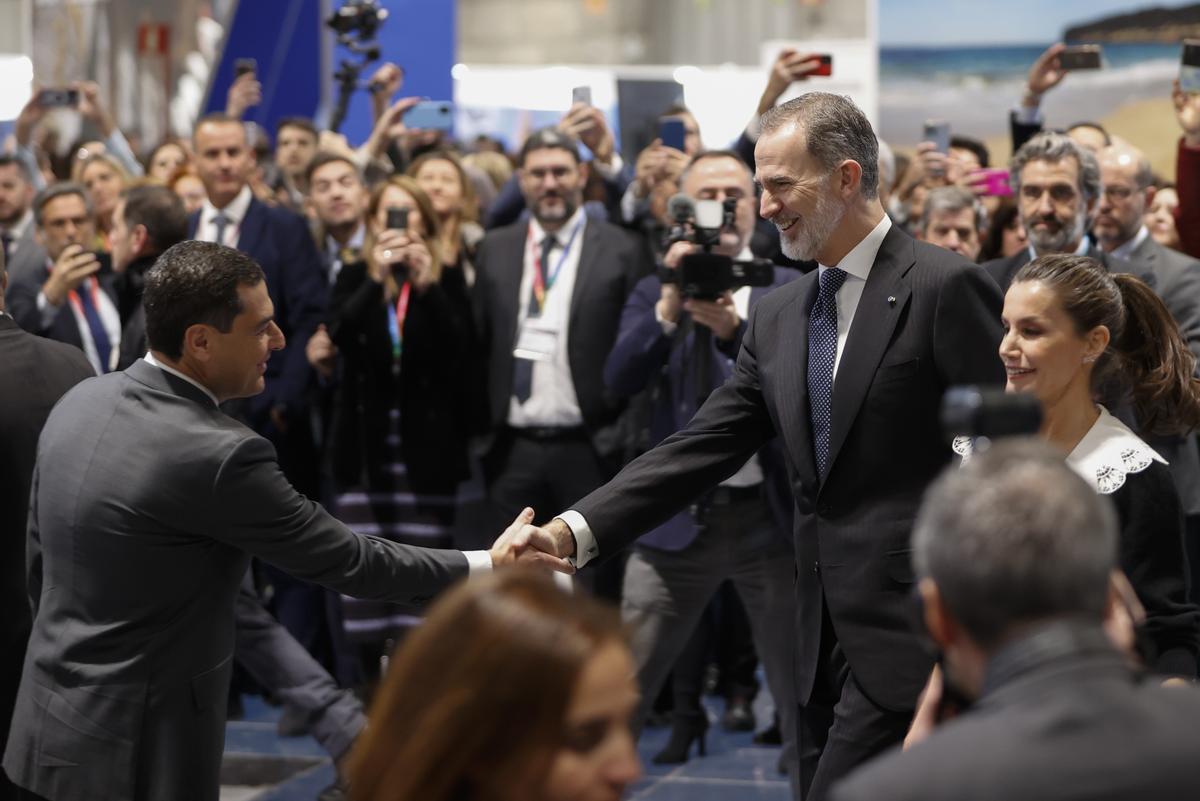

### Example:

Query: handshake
xmin=488 ymin=508 xmax=579 ymax=573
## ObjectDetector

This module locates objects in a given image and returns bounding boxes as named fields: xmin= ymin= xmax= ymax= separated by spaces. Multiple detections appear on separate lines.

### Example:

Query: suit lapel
xmin=237 ymin=199 xmax=267 ymax=256
xmin=499 ymin=224 xmax=529 ymax=350
xmin=780 ymin=275 xmax=820 ymax=487
xmin=823 ymin=227 xmax=915 ymax=480
xmin=569 ymin=220 xmax=602 ymax=329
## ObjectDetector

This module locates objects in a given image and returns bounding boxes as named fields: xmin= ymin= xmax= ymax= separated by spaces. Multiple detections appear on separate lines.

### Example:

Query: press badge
xmin=514 ymin=318 xmax=559 ymax=362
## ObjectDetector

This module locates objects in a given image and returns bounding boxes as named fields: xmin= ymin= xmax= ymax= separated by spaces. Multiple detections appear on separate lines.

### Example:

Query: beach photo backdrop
xmin=878 ymin=0 xmax=1200 ymax=175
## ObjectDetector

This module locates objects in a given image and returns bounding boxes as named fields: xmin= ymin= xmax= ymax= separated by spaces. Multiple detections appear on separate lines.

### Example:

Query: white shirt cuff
xmin=557 ymin=510 xmax=598 ymax=569
xmin=654 ymin=302 xmax=679 ymax=335
xmin=462 ymin=549 xmax=493 ymax=574
xmin=36 ymin=290 xmax=61 ymax=329
xmin=1013 ymin=102 xmax=1043 ymax=126
xmin=591 ymin=151 xmax=624 ymax=180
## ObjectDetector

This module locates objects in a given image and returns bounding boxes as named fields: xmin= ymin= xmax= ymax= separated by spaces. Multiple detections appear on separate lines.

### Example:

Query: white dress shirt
xmin=142 ymin=351 xmax=495 ymax=572
xmin=197 ymin=185 xmax=254 ymax=248
xmin=508 ymin=206 xmax=588 ymax=428
xmin=564 ymin=215 xmax=892 ymax=568
xmin=1 ymin=209 xmax=34 ymax=256
xmin=35 ymin=265 xmax=122 ymax=374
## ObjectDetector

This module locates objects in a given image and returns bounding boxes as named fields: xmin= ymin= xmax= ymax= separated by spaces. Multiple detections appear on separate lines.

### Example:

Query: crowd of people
xmin=3 ymin=40 xmax=1200 ymax=801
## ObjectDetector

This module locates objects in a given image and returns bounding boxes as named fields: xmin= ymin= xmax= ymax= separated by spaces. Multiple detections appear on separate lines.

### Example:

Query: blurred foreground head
xmin=348 ymin=570 xmax=642 ymax=801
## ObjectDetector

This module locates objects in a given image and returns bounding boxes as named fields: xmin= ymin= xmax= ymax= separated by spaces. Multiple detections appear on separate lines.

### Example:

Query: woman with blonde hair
xmin=75 ymin=151 xmax=130 ymax=249
xmin=326 ymin=175 xmax=475 ymax=682
xmin=348 ymin=570 xmax=642 ymax=801
xmin=407 ymin=150 xmax=484 ymax=287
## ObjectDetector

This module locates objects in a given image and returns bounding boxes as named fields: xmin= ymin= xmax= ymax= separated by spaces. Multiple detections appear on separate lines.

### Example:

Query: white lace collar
xmin=951 ymin=406 xmax=1166 ymax=495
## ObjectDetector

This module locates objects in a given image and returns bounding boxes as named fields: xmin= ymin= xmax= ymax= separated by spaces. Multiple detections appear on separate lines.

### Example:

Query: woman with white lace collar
xmin=993 ymin=252 xmax=1200 ymax=678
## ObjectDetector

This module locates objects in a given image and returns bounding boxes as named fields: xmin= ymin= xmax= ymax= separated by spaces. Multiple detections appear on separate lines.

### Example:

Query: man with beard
xmin=0 ymin=155 xmax=43 ymax=286
xmin=474 ymin=127 xmax=652 ymax=600
xmin=509 ymin=93 xmax=1006 ymax=800
xmin=980 ymin=131 xmax=1154 ymax=292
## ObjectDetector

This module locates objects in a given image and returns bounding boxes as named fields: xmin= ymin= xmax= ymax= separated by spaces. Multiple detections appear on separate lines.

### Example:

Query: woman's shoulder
xmin=1067 ymin=407 xmax=1168 ymax=495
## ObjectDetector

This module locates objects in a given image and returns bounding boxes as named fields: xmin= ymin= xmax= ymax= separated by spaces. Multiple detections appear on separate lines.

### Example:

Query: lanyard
xmin=528 ymin=218 xmax=584 ymax=314
xmin=387 ymin=281 xmax=413 ymax=360
xmin=65 ymin=276 xmax=104 ymax=317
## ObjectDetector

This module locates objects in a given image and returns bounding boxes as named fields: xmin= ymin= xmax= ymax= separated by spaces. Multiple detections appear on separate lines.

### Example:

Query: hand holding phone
xmin=235 ymin=58 xmax=257 ymax=78
xmin=968 ymin=167 xmax=1013 ymax=197
xmin=572 ymin=86 xmax=592 ymax=107
xmin=36 ymin=88 xmax=80 ymax=109
xmin=807 ymin=54 xmax=833 ymax=77
xmin=659 ymin=118 xmax=687 ymax=152
xmin=1181 ymin=40 xmax=1200 ymax=94
xmin=405 ymin=101 xmax=454 ymax=131
xmin=923 ymin=120 xmax=951 ymax=154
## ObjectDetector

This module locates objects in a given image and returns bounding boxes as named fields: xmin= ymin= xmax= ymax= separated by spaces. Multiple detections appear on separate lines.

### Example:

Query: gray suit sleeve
xmin=210 ymin=436 xmax=468 ymax=603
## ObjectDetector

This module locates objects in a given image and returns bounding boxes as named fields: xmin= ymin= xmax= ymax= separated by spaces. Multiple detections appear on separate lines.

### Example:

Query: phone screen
xmin=386 ymin=207 xmax=409 ymax=231
xmin=660 ymin=118 xmax=687 ymax=152
xmin=405 ymin=101 xmax=454 ymax=131
xmin=37 ymin=89 xmax=79 ymax=108
xmin=923 ymin=120 xmax=951 ymax=154
xmin=1182 ymin=41 xmax=1200 ymax=93
xmin=235 ymin=58 xmax=257 ymax=77
xmin=572 ymin=86 xmax=592 ymax=107
xmin=1059 ymin=45 xmax=1103 ymax=71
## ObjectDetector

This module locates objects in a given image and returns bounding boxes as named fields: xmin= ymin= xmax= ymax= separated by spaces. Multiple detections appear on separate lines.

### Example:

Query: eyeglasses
xmin=1101 ymin=185 xmax=1137 ymax=201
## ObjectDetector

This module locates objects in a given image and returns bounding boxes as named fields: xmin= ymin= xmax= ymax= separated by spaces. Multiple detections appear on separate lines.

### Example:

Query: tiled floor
xmin=221 ymin=693 xmax=791 ymax=800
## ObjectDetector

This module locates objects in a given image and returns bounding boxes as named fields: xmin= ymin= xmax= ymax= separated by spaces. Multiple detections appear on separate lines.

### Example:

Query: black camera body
xmin=941 ymin=386 xmax=1042 ymax=440
xmin=658 ymin=194 xmax=774 ymax=300
xmin=328 ymin=0 xmax=388 ymax=41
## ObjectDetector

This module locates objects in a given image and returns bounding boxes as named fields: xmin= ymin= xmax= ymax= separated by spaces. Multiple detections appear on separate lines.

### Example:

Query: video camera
xmin=941 ymin=385 xmax=1041 ymax=442
xmin=328 ymin=0 xmax=388 ymax=41
xmin=326 ymin=0 xmax=388 ymax=132
xmin=658 ymin=194 xmax=774 ymax=301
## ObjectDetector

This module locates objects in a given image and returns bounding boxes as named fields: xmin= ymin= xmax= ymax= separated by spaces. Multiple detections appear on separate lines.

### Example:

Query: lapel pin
xmin=887 ymin=295 xmax=897 ymax=306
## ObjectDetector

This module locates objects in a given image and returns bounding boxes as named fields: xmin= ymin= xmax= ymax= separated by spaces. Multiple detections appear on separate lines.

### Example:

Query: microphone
xmin=667 ymin=193 xmax=696 ymax=224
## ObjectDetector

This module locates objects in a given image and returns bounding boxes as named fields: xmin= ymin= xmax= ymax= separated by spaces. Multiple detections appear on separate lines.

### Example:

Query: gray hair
xmin=922 ymin=185 xmax=985 ymax=234
xmin=1010 ymin=131 xmax=1102 ymax=203
xmin=34 ymin=182 xmax=94 ymax=227
xmin=913 ymin=438 xmax=1116 ymax=648
xmin=760 ymin=92 xmax=880 ymax=200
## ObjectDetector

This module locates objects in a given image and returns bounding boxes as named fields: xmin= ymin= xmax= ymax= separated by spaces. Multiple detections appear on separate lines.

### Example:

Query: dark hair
xmin=759 ymin=92 xmax=880 ymax=200
xmin=275 ymin=116 xmax=318 ymax=141
xmin=659 ymin=102 xmax=693 ymax=120
xmin=518 ymin=127 xmax=580 ymax=167
xmin=680 ymin=148 xmax=750 ymax=180
xmin=949 ymin=135 xmax=990 ymax=169
xmin=347 ymin=570 xmax=626 ymax=801
xmin=1013 ymin=253 xmax=1200 ymax=434
xmin=34 ymin=182 xmax=93 ymax=227
xmin=0 ymin=154 xmax=34 ymax=183
xmin=120 ymin=185 xmax=188 ymax=254
xmin=407 ymin=150 xmax=480 ymax=224
xmin=143 ymin=241 xmax=265 ymax=359
xmin=915 ymin=438 xmax=1116 ymax=648
xmin=142 ymin=139 xmax=189 ymax=175
xmin=978 ymin=199 xmax=1021 ymax=262
xmin=305 ymin=150 xmax=363 ymax=186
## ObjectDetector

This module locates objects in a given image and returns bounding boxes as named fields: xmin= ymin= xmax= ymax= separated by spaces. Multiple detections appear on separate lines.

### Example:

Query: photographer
xmin=603 ymin=150 xmax=800 ymax=787
xmin=323 ymin=175 xmax=473 ymax=683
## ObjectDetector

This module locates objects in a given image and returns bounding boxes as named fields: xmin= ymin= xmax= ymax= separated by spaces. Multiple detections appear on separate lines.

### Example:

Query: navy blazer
xmin=604 ymin=268 xmax=801 ymax=550
xmin=188 ymin=198 xmax=328 ymax=424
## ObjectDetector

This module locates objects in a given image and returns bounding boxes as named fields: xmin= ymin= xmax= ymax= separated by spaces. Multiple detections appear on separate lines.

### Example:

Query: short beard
xmin=533 ymin=195 xmax=579 ymax=229
xmin=1027 ymin=206 xmax=1088 ymax=255
xmin=780 ymin=188 xmax=845 ymax=262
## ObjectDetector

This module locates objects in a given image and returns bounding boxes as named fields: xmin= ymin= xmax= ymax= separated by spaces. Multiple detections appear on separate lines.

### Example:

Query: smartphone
xmin=923 ymin=119 xmax=951 ymax=154
xmin=572 ymin=86 xmax=592 ymax=107
xmin=1181 ymin=40 xmax=1200 ymax=93
xmin=234 ymin=58 xmax=257 ymax=77
xmin=1058 ymin=45 xmax=1103 ymax=71
xmin=386 ymin=206 xmax=409 ymax=231
xmin=971 ymin=167 xmax=1012 ymax=197
xmin=36 ymin=88 xmax=79 ymax=108
xmin=808 ymin=54 xmax=833 ymax=77
xmin=659 ymin=117 xmax=687 ymax=152
xmin=405 ymin=100 xmax=454 ymax=131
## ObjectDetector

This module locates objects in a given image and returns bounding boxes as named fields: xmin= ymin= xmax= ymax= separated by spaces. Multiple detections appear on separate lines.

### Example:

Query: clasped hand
xmin=488 ymin=509 xmax=576 ymax=574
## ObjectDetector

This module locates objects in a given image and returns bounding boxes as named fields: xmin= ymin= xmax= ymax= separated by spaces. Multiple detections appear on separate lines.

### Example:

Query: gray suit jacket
xmin=3 ymin=360 xmax=469 ymax=801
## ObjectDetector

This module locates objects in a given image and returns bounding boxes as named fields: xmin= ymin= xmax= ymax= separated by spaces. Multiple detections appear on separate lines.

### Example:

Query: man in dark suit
xmin=188 ymin=113 xmax=331 ymax=661
xmin=2 ymin=241 xmax=550 ymax=801
xmin=0 ymin=156 xmax=43 ymax=288
xmin=517 ymin=93 xmax=1006 ymax=800
xmin=0 ymin=247 xmax=94 ymax=801
xmin=605 ymin=149 xmax=801 ymax=778
xmin=980 ymin=132 xmax=1153 ymax=293
xmin=830 ymin=439 xmax=1200 ymax=801
xmin=5 ymin=184 xmax=122 ymax=374
xmin=474 ymin=127 xmax=652 ymax=598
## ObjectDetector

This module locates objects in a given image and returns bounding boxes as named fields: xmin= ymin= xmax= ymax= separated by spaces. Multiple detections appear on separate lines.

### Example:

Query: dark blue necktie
xmin=212 ymin=212 xmax=231 ymax=246
xmin=513 ymin=234 xmax=558 ymax=405
xmin=75 ymin=279 xmax=112 ymax=373
xmin=808 ymin=267 xmax=847 ymax=475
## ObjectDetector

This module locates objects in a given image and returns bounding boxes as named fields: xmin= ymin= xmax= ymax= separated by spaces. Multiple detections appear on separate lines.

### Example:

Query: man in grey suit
xmin=830 ymin=439 xmax=1200 ymax=801
xmin=2 ymin=241 xmax=559 ymax=801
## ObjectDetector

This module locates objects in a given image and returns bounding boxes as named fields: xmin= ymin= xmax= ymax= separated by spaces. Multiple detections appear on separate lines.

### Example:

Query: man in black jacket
xmin=831 ymin=439 xmax=1200 ymax=801
xmin=0 ymin=247 xmax=94 ymax=801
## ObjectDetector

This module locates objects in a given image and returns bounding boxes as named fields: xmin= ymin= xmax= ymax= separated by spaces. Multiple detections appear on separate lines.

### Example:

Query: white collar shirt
xmin=143 ymin=351 xmax=220 ymax=406
xmin=199 ymin=185 xmax=254 ymax=248
xmin=1110 ymin=225 xmax=1151 ymax=262
xmin=817 ymin=214 xmax=891 ymax=378
xmin=507 ymin=206 xmax=588 ymax=428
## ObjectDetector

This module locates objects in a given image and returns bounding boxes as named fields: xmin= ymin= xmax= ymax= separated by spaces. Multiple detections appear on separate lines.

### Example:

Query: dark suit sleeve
xmin=603 ymin=275 xmax=674 ymax=397
xmin=933 ymin=264 xmax=1006 ymax=387
xmin=210 ymin=436 xmax=468 ymax=602
xmin=575 ymin=297 xmax=778 ymax=556
xmin=274 ymin=214 xmax=329 ymax=414
xmin=5 ymin=274 xmax=50 ymax=334
xmin=483 ymin=176 xmax=526 ymax=230
xmin=1010 ymin=110 xmax=1043 ymax=154
xmin=1114 ymin=464 xmax=1200 ymax=677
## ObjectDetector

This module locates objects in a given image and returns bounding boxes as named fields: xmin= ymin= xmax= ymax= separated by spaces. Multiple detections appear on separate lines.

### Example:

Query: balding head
xmin=1094 ymin=141 xmax=1155 ymax=252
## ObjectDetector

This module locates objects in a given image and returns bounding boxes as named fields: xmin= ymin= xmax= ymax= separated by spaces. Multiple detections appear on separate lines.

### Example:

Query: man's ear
xmin=838 ymin=159 xmax=863 ymax=200
xmin=182 ymin=323 xmax=214 ymax=363
xmin=131 ymin=224 xmax=150 ymax=258
xmin=920 ymin=577 xmax=957 ymax=650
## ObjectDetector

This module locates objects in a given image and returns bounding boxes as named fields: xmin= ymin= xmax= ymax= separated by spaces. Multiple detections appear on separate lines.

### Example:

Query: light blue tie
xmin=808 ymin=267 xmax=847 ymax=475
